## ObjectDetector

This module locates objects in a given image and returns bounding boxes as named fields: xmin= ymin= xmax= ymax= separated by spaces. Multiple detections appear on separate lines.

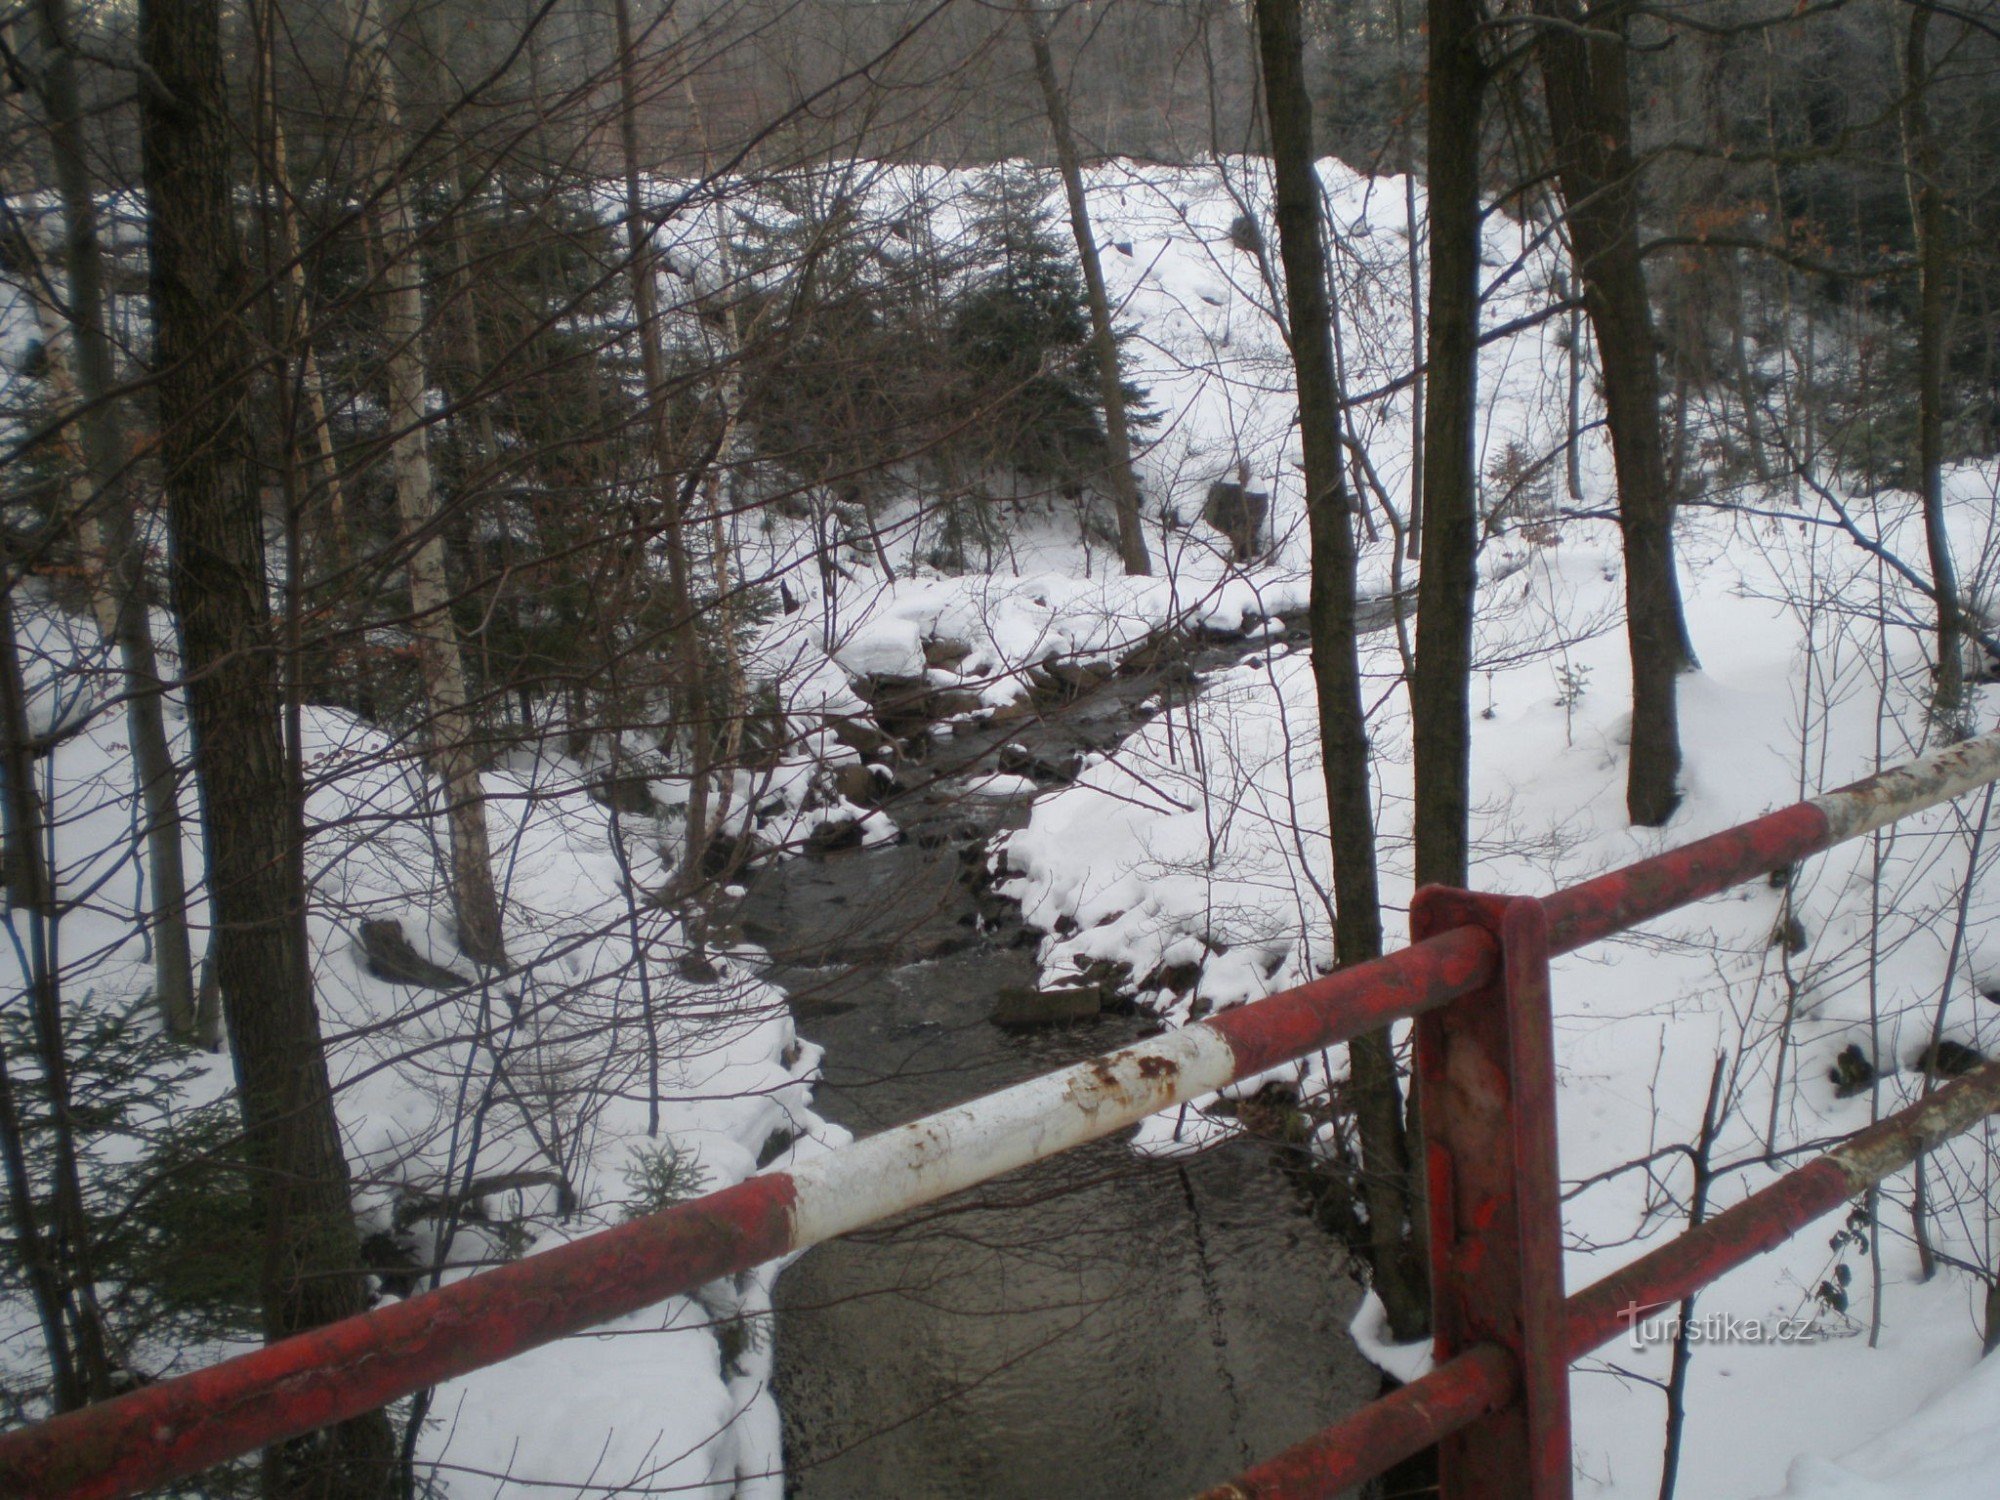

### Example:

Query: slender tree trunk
xmin=1254 ymin=0 xmax=1425 ymax=1343
xmin=356 ymin=0 xmax=508 ymax=967
xmin=137 ymin=0 xmax=394 ymax=1487
xmin=613 ymin=0 xmax=713 ymax=900
xmin=1395 ymin=0 xmax=1426 ymax=559
xmin=259 ymin=26 xmax=352 ymax=572
xmin=0 ymin=595 xmax=115 ymax=1402
xmin=1020 ymin=0 xmax=1152 ymax=576
xmin=1901 ymin=4 xmax=1962 ymax=737
xmin=1412 ymin=0 xmax=1484 ymax=894
xmin=28 ymin=0 xmax=199 ymax=1040
xmin=1534 ymin=0 xmax=1691 ymax=827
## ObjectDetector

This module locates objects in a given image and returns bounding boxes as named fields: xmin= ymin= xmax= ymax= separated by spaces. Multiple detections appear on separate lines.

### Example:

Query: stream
xmin=738 ymin=620 xmax=1383 ymax=1498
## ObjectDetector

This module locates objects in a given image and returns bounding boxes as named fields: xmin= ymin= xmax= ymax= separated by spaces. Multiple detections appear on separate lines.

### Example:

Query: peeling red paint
xmin=1190 ymin=1346 xmax=1518 ymax=1499
xmin=1203 ymin=924 xmax=1497 ymax=1078
xmin=0 ymin=1173 xmax=799 ymax=1500
xmin=1541 ymin=802 xmax=1828 ymax=955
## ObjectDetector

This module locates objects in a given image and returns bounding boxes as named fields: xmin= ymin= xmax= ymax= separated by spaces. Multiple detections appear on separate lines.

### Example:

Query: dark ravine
xmin=732 ymin=607 xmax=1394 ymax=1499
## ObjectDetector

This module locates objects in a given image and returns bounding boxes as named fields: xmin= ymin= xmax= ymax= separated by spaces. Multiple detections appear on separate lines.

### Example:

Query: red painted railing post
xmin=1410 ymin=888 xmax=1571 ymax=1499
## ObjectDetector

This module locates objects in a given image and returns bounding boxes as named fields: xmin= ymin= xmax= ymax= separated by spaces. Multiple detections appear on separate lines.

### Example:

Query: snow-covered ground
xmin=2 ymin=606 xmax=832 ymax=1497
xmin=9 ymin=150 xmax=2000 ymax=1497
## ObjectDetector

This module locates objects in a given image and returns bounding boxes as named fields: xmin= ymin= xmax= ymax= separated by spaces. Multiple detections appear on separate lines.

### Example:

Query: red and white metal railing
xmin=5 ymin=730 xmax=2000 ymax=1499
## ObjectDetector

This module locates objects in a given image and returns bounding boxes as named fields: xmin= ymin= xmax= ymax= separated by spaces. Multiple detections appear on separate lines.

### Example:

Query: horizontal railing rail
xmin=1198 ymin=1056 xmax=2000 ymax=1498
xmin=4 ymin=729 xmax=2000 ymax=1499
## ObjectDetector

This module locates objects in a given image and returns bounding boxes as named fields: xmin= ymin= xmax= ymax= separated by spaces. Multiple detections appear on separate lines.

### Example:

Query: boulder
xmin=805 ymin=817 xmax=866 ymax=855
xmin=927 ymin=687 xmax=986 ymax=720
xmin=991 ymin=982 xmax=1102 ymax=1028
xmin=357 ymin=919 xmax=472 ymax=991
xmin=924 ymin=637 xmax=975 ymax=671
xmin=1204 ymin=478 xmax=1269 ymax=560
xmin=827 ymin=714 xmax=892 ymax=759
xmin=857 ymin=675 xmax=936 ymax=738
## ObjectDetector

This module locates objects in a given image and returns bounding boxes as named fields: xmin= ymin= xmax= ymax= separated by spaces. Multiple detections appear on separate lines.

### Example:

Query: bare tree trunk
xmin=1395 ymin=0 xmax=1426 ymax=559
xmin=137 ymin=0 xmax=394 ymax=1485
xmin=0 ymin=594 xmax=115 ymax=1402
xmin=259 ymin=24 xmax=352 ymax=571
xmin=1534 ymin=0 xmax=1692 ymax=827
xmin=356 ymin=0 xmax=508 ymax=967
xmin=26 ymin=0 xmax=199 ymax=1040
xmin=1254 ymin=0 xmax=1425 ymax=1343
xmin=1020 ymin=0 xmax=1152 ymax=577
xmin=1412 ymin=0 xmax=1484 ymax=894
xmin=1901 ymin=3 xmax=1962 ymax=738
xmin=613 ymin=0 xmax=713 ymax=901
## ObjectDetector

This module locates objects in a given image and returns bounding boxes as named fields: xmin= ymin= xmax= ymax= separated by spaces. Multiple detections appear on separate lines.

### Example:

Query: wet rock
xmin=832 ymin=763 xmax=885 ymax=807
xmin=701 ymin=831 xmax=758 ymax=879
xmin=806 ymin=817 xmax=866 ymax=855
xmin=992 ymin=982 xmax=1103 ymax=1028
xmin=904 ymin=932 xmax=974 ymax=963
xmin=1116 ymin=628 xmax=1189 ymax=677
xmin=357 ymin=919 xmax=471 ymax=991
xmin=928 ymin=687 xmax=986 ymax=720
xmin=997 ymin=743 xmax=1078 ymax=785
xmin=827 ymin=715 xmax=893 ymax=759
xmin=856 ymin=676 xmax=936 ymax=738
xmin=1043 ymin=659 xmax=1115 ymax=699
xmin=924 ymin=638 xmax=974 ymax=671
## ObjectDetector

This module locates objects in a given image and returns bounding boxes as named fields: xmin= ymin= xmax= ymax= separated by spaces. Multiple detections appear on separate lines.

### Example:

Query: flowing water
xmin=741 ymin=626 xmax=1382 ymax=1498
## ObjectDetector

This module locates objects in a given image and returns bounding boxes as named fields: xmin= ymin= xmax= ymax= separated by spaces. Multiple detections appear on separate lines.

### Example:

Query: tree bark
xmin=613 ymin=0 xmax=714 ymax=902
xmin=137 ymin=0 xmax=394 ymax=1486
xmin=27 ymin=0 xmax=200 ymax=1041
xmin=1901 ymin=3 xmax=1962 ymax=737
xmin=1020 ymin=0 xmax=1152 ymax=576
xmin=1412 ymin=0 xmax=1484 ymax=894
xmin=1534 ymin=0 xmax=1691 ymax=827
xmin=355 ymin=0 xmax=508 ymax=967
xmin=1254 ymin=0 xmax=1425 ymax=1343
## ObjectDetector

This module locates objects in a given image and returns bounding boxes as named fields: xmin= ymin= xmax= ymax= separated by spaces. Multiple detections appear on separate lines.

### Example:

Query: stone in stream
xmin=991 ymin=982 xmax=1102 ymax=1028
xmin=990 ymin=958 xmax=1134 ymax=1028
xmin=923 ymin=637 xmax=974 ymax=671
xmin=854 ymin=674 xmax=935 ymax=738
xmin=1031 ymin=659 xmax=1115 ymax=704
xmin=805 ymin=817 xmax=866 ymax=855
xmin=996 ymin=743 xmax=1078 ymax=785
xmin=832 ymin=763 xmax=898 ymax=808
xmin=927 ymin=687 xmax=986 ymax=720
xmin=826 ymin=714 xmax=893 ymax=759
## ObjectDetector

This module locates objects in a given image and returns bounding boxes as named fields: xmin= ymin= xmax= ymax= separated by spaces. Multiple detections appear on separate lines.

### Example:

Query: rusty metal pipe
xmin=1545 ymin=730 xmax=2000 ymax=954
xmin=1199 ymin=1057 xmax=2000 ymax=1500
xmin=1566 ymin=1056 xmax=2000 ymax=1359
xmin=1191 ymin=1345 xmax=1518 ymax=1499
